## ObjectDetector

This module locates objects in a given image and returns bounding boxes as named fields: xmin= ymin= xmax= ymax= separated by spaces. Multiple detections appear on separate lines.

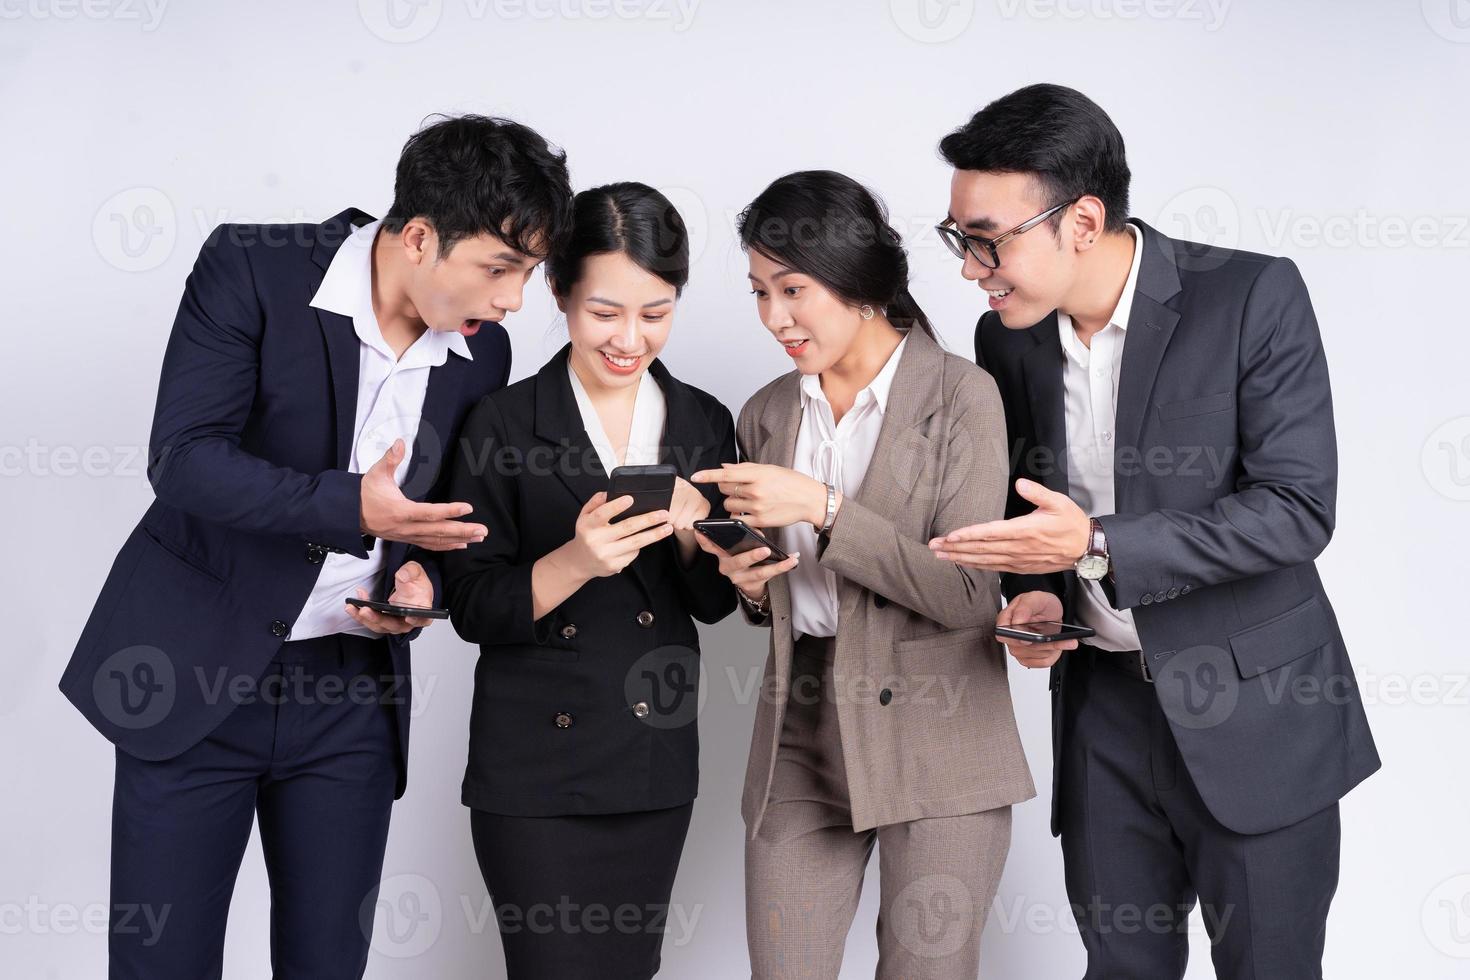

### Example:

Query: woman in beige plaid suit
xmin=692 ymin=171 xmax=1035 ymax=979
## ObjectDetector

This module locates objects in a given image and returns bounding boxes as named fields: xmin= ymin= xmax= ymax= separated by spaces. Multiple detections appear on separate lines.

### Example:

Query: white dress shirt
xmin=566 ymin=357 xmax=668 ymax=474
xmin=1058 ymin=223 xmax=1142 ymax=651
xmin=781 ymin=334 xmax=909 ymax=639
xmin=291 ymin=218 xmax=472 ymax=641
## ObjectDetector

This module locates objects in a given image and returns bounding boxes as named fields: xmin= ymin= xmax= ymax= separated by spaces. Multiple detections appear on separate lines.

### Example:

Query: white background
xmin=3 ymin=1 xmax=1468 ymax=976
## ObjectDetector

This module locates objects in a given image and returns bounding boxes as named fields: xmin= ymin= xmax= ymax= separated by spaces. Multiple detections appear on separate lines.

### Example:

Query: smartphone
xmin=692 ymin=518 xmax=791 ymax=566
xmin=607 ymin=464 xmax=676 ymax=523
xmin=346 ymin=597 xmax=450 ymax=620
xmin=994 ymin=621 xmax=1096 ymax=643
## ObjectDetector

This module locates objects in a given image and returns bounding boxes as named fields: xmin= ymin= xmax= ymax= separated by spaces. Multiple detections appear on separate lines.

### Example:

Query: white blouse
xmin=566 ymin=356 xmax=668 ymax=474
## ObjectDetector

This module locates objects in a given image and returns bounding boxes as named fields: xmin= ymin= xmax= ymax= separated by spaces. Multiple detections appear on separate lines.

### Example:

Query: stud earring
xmin=859 ymin=305 xmax=875 ymax=320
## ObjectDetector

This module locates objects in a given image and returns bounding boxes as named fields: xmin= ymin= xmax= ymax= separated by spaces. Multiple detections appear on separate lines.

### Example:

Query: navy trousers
xmin=109 ymin=632 xmax=400 ymax=979
xmin=1058 ymin=647 xmax=1342 ymax=979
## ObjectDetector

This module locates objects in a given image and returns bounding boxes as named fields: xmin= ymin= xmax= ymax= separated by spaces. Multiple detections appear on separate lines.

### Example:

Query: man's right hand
xmin=360 ymin=439 xmax=487 ymax=550
xmin=997 ymin=590 xmax=1077 ymax=669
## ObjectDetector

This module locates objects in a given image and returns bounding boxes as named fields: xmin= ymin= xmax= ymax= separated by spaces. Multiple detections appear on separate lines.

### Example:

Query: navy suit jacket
xmin=60 ymin=207 xmax=511 ymax=797
xmin=976 ymin=219 xmax=1380 ymax=836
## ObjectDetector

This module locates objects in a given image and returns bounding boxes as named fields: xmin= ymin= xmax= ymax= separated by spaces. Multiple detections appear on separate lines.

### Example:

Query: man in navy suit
xmin=60 ymin=114 xmax=573 ymax=979
xmin=930 ymin=85 xmax=1378 ymax=978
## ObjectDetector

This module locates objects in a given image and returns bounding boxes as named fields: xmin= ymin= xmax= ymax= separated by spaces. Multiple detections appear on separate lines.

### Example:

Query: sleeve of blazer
xmin=1098 ymin=257 xmax=1337 ymax=607
xmin=974 ymin=318 xmax=1067 ymax=605
xmin=440 ymin=395 xmax=558 ymax=647
xmin=146 ymin=225 xmax=366 ymax=556
xmin=733 ymin=396 xmax=773 ymax=628
xmin=817 ymin=367 xmax=1008 ymax=631
xmin=672 ymin=402 xmax=740 ymax=625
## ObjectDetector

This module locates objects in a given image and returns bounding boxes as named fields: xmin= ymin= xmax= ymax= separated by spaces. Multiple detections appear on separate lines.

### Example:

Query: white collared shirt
xmin=566 ymin=356 xmax=668 ymax=475
xmin=291 ymin=218 xmax=473 ymax=641
xmin=1058 ymin=222 xmax=1142 ymax=651
xmin=782 ymin=333 xmax=909 ymax=639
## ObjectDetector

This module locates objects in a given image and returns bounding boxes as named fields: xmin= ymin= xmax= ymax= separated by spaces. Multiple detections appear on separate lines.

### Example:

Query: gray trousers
xmin=746 ymin=634 xmax=1012 ymax=980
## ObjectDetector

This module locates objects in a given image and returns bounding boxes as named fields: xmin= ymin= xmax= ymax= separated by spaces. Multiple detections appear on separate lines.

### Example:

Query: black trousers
xmin=109 ymin=633 xmax=400 ymax=980
xmin=470 ymin=802 xmax=694 ymax=980
xmin=1058 ymin=648 xmax=1341 ymax=979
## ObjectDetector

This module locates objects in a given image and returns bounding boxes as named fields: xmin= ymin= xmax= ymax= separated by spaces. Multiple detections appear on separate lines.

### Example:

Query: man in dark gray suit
xmin=926 ymin=83 xmax=1379 ymax=979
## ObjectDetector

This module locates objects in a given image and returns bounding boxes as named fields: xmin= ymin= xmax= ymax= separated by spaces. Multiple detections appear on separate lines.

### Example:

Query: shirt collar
xmin=1058 ymin=222 xmax=1142 ymax=364
xmin=799 ymin=332 xmax=909 ymax=417
xmin=309 ymin=217 xmax=473 ymax=366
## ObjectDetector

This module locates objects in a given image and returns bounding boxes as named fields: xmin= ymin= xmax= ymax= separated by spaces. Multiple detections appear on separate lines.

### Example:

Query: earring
xmin=859 ymin=305 xmax=875 ymax=320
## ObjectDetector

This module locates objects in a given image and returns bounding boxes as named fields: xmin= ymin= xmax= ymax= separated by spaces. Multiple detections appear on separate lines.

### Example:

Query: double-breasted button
xmin=305 ymin=544 xmax=327 ymax=564
xmin=560 ymin=624 xmax=578 ymax=640
xmin=1180 ymin=584 xmax=1192 ymax=595
xmin=636 ymin=611 xmax=655 ymax=628
xmin=878 ymin=688 xmax=893 ymax=706
xmin=1154 ymin=591 xmax=1168 ymax=603
xmin=1140 ymin=594 xmax=1154 ymax=606
xmin=270 ymin=620 xmax=289 ymax=637
xmin=1166 ymin=587 xmax=1180 ymax=600
xmin=554 ymin=712 xmax=573 ymax=729
xmin=632 ymin=701 xmax=650 ymax=719
xmin=873 ymin=595 xmax=889 ymax=609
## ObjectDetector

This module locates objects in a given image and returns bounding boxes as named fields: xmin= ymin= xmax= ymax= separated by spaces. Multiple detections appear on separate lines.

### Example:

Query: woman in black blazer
xmin=441 ymin=182 xmax=737 ymax=979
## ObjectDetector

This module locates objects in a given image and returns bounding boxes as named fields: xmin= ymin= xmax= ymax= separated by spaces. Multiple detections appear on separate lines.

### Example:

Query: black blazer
xmin=977 ymin=218 xmax=1379 ymax=837
xmin=443 ymin=346 xmax=738 ymax=816
xmin=59 ymin=208 xmax=510 ymax=798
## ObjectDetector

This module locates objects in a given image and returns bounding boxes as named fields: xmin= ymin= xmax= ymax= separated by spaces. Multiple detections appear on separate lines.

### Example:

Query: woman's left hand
xmin=691 ymin=462 xmax=832 ymax=530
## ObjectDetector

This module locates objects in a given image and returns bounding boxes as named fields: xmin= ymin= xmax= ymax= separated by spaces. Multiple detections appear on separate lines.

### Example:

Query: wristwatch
xmin=1074 ymin=518 xmax=1110 ymax=581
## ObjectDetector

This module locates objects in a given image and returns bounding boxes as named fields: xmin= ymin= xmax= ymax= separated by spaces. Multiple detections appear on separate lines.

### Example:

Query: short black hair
xmin=382 ymin=113 xmax=573 ymax=259
xmin=939 ymin=84 xmax=1131 ymax=233
xmin=547 ymin=182 xmax=690 ymax=298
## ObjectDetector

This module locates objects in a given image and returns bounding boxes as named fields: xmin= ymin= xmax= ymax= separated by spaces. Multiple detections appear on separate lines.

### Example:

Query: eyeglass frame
xmin=936 ymin=198 xmax=1080 ymax=269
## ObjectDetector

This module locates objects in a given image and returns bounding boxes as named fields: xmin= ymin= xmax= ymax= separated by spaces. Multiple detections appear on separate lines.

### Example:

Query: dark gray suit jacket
xmin=976 ymin=218 xmax=1380 ymax=837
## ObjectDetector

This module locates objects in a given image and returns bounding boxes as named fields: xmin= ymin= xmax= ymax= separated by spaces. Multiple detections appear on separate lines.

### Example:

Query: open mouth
xmin=781 ymin=338 xmax=809 ymax=356
xmin=600 ymin=351 xmax=643 ymax=373
xmin=986 ymin=288 xmax=1014 ymax=300
xmin=460 ymin=319 xmax=483 ymax=335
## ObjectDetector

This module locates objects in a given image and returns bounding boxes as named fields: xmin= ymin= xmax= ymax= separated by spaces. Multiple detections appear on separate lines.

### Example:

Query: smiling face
xmin=947 ymin=169 xmax=1085 ymax=329
xmin=556 ymin=251 xmax=676 ymax=391
xmin=746 ymin=248 xmax=870 ymax=376
xmin=399 ymin=218 xmax=543 ymax=337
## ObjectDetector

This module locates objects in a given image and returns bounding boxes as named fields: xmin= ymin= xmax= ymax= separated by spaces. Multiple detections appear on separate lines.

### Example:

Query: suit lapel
xmin=309 ymin=207 xmax=376 ymax=471
xmin=401 ymin=356 xmax=468 ymax=500
xmin=853 ymin=328 xmax=940 ymax=510
xmin=751 ymin=372 xmax=802 ymax=630
xmin=533 ymin=345 xmax=611 ymax=507
xmin=1020 ymin=312 xmax=1069 ymax=495
xmin=1113 ymin=220 xmax=1183 ymax=504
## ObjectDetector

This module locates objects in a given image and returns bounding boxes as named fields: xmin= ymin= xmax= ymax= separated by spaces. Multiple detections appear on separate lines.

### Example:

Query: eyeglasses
xmin=936 ymin=198 xmax=1079 ymax=270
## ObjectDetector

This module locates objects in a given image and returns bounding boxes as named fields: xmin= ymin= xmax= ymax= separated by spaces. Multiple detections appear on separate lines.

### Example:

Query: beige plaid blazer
xmin=736 ymin=326 xmax=1036 ymax=835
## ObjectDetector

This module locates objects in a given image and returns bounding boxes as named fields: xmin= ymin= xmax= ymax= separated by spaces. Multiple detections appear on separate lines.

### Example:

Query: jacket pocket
xmin=140 ymin=526 xmax=225 ymax=583
xmin=894 ymin=624 xmax=989 ymax=655
xmin=1157 ymin=390 xmax=1233 ymax=421
xmin=1227 ymin=596 xmax=1334 ymax=678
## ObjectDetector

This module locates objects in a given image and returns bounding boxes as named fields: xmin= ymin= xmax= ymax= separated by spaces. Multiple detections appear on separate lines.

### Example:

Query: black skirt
xmin=469 ymin=802 xmax=695 ymax=980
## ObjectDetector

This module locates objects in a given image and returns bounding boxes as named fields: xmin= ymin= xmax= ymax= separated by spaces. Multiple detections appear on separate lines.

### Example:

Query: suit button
xmin=305 ymin=544 xmax=327 ymax=564
xmin=554 ymin=712 xmax=573 ymax=729
xmin=632 ymin=701 xmax=650 ymax=719
xmin=270 ymin=620 xmax=289 ymax=637
xmin=873 ymin=595 xmax=889 ymax=609
xmin=636 ymin=610 xmax=655 ymax=628
xmin=1180 ymin=584 xmax=1192 ymax=595
xmin=1154 ymin=591 xmax=1168 ymax=603
xmin=879 ymin=688 xmax=893 ymax=706
xmin=1140 ymin=594 xmax=1153 ymax=606
xmin=1166 ymin=587 xmax=1180 ymax=600
xmin=560 ymin=624 xmax=578 ymax=640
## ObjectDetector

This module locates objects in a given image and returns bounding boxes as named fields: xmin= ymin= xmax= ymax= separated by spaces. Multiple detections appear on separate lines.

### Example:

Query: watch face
xmin=1075 ymin=554 xmax=1109 ymax=581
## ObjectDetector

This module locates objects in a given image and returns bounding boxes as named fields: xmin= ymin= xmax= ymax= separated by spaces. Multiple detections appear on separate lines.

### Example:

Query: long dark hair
xmin=735 ymin=170 xmax=937 ymax=342
xmin=546 ymin=182 xmax=690 ymax=298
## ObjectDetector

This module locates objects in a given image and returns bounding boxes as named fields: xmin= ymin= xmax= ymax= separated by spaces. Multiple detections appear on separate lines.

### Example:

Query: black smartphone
xmin=994 ymin=621 xmax=1096 ymax=643
xmin=346 ymin=597 xmax=450 ymax=620
xmin=607 ymin=464 xmax=676 ymax=523
xmin=692 ymin=518 xmax=791 ymax=566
